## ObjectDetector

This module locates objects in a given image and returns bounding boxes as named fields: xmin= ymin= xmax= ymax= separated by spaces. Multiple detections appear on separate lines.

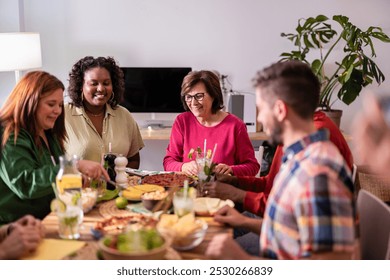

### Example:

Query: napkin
xmin=21 ymin=238 xmax=85 ymax=260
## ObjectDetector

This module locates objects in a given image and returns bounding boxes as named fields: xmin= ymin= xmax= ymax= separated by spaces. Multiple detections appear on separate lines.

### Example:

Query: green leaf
xmin=303 ymin=34 xmax=314 ymax=49
xmin=311 ymin=59 xmax=322 ymax=74
xmin=337 ymin=69 xmax=364 ymax=105
xmin=310 ymin=33 xmax=320 ymax=47
xmin=371 ymin=31 xmax=390 ymax=42
xmin=344 ymin=64 xmax=354 ymax=83
xmin=333 ymin=15 xmax=350 ymax=26
xmin=315 ymin=15 xmax=329 ymax=22
xmin=280 ymin=13 xmax=390 ymax=109
xmin=338 ymin=82 xmax=361 ymax=105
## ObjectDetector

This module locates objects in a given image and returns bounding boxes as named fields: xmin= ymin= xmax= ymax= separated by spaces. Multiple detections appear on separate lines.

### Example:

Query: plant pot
xmin=323 ymin=109 xmax=343 ymax=128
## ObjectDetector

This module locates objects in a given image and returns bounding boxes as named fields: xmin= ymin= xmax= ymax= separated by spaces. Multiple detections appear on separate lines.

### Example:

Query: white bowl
xmin=82 ymin=188 xmax=98 ymax=213
xmin=159 ymin=219 xmax=208 ymax=251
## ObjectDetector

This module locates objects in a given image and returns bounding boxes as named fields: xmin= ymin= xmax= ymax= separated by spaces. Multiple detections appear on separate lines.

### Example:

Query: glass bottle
xmin=104 ymin=153 xmax=117 ymax=190
xmin=56 ymin=155 xmax=83 ymax=222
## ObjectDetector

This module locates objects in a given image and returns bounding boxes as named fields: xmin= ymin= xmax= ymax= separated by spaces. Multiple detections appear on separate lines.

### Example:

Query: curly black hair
xmin=67 ymin=56 xmax=125 ymax=108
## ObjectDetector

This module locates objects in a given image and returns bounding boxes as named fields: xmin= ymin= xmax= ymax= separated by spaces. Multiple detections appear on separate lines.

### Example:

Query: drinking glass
xmin=196 ymin=153 xmax=212 ymax=195
xmin=173 ymin=189 xmax=197 ymax=217
xmin=57 ymin=189 xmax=84 ymax=222
xmin=56 ymin=205 xmax=82 ymax=239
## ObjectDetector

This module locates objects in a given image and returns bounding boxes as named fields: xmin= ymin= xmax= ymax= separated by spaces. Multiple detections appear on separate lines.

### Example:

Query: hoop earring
xmin=109 ymin=92 xmax=115 ymax=102
xmin=81 ymin=91 xmax=84 ymax=102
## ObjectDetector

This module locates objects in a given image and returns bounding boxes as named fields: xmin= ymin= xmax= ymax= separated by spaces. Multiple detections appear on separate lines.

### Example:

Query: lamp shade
xmin=0 ymin=32 xmax=42 ymax=71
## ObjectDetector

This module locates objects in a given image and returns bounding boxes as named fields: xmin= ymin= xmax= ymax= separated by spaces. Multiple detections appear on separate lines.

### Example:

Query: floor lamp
xmin=0 ymin=32 xmax=42 ymax=83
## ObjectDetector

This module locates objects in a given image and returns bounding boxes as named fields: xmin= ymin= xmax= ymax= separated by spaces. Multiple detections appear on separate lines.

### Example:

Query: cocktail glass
xmin=56 ymin=205 xmax=82 ymax=239
xmin=173 ymin=189 xmax=197 ymax=217
xmin=57 ymin=190 xmax=84 ymax=224
xmin=196 ymin=153 xmax=212 ymax=196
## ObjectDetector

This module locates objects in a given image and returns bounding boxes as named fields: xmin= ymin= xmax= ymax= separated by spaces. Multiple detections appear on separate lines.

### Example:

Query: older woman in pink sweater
xmin=163 ymin=70 xmax=259 ymax=177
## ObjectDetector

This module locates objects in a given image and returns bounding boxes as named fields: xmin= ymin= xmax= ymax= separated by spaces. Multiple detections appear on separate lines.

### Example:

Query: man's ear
xmin=273 ymin=99 xmax=288 ymax=122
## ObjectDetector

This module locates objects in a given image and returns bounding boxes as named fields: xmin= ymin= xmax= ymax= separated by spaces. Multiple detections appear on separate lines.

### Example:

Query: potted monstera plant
xmin=280 ymin=15 xmax=390 ymax=127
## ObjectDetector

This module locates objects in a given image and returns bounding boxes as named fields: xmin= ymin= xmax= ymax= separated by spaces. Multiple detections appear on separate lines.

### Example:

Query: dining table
xmin=41 ymin=199 xmax=233 ymax=260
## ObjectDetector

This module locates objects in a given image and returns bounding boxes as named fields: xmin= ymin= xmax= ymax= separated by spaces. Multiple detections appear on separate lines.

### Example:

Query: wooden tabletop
xmin=42 ymin=200 xmax=232 ymax=260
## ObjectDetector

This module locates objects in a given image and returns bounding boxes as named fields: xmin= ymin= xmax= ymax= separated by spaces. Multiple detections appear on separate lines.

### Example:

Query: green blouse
xmin=0 ymin=129 xmax=62 ymax=225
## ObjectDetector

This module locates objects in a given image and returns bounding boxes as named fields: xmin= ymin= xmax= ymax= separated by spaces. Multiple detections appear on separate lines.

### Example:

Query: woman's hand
xmin=214 ymin=163 xmax=233 ymax=175
xmin=15 ymin=215 xmax=45 ymax=238
xmin=181 ymin=161 xmax=199 ymax=176
xmin=0 ymin=215 xmax=44 ymax=260
xmin=77 ymin=160 xmax=110 ymax=181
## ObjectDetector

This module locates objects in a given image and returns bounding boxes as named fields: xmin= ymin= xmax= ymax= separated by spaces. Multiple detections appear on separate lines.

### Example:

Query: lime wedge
xmin=71 ymin=192 xmax=81 ymax=206
xmin=50 ymin=198 xmax=66 ymax=213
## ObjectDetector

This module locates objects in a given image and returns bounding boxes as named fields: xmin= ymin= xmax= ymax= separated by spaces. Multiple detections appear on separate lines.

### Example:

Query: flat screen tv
xmin=120 ymin=67 xmax=192 ymax=113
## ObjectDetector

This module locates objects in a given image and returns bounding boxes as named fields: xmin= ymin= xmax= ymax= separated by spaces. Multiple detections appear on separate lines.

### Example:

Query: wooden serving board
xmin=98 ymin=199 xmax=133 ymax=219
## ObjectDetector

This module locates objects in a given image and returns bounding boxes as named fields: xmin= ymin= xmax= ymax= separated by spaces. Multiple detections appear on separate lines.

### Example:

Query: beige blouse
xmin=64 ymin=104 xmax=144 ymax=163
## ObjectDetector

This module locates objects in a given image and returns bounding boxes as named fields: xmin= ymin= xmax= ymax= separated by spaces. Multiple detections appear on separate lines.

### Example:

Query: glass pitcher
xmin=55 ymin=155 xmax=83 ymax=223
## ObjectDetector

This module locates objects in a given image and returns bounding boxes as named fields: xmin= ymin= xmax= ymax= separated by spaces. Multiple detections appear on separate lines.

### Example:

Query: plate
xmin=121 ymin=184 xmax=165 ymax=201
xmin=98 ymin=199 xmax=133 ymax=219
xmin=92 ymin=211 xmax=158 ymax=237
xmin=141 ymin=173 xmax=194 ymax=188
xmin=194 ymin=197 xmax=235 ymax=216
xmin=125 ymin=168 xmax=161 ymax=177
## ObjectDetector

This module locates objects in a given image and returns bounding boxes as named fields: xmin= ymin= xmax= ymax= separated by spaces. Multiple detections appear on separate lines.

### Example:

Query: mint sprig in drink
xmin=57 ymin=205 xmax=81 ymax=239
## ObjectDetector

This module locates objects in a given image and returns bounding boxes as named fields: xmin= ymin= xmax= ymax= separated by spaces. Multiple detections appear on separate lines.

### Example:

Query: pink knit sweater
xmin=163 ymin=112 xmax=260 ymax=176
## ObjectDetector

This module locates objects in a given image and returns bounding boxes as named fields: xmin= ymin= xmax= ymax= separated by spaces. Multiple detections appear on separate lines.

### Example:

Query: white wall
xmin=1 ymin=0 xmax=390 ymax=169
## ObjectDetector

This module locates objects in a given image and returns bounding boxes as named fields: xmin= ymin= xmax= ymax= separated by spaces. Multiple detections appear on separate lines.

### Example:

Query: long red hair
xmin=0 ymin=71 xmax=66 ymax=151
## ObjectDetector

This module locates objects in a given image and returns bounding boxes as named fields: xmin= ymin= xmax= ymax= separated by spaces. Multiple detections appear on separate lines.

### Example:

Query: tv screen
xmin=120 ymin=67 xmax=192 ymax=113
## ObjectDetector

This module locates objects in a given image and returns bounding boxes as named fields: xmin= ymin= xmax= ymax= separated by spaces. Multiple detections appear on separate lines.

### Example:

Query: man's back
xmin=260 ymin=129 xmax=355 ymax=259
xmin=240 ymin=110 xmax=353 ymax=216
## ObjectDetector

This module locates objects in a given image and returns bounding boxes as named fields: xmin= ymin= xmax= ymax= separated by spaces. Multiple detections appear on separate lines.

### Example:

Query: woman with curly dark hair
xmin=65 ymin=56 xmax=144 ymax=169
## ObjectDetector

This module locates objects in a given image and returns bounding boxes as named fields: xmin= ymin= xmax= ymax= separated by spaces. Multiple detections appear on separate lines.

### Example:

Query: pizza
xmin=94 ymin=214 xmax=158 ymax=235
xmin=141 ymin=173 xmax=194 ymax=188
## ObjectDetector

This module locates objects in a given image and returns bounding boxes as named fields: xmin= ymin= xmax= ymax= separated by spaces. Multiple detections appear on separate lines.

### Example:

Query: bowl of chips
xmin=141 ymin=190 xmax=169 ymax=212
xmin=157 ymin=213 xmax=208 ymax=251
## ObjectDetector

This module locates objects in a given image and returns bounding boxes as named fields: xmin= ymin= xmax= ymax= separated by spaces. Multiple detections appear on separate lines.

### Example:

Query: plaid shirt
xmin=260 ymin=129 xmax=355 ymax=259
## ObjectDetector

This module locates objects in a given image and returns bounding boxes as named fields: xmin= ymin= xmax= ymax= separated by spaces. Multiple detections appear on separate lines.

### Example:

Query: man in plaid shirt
xmin=205 ymin=61 xmax=355 ymax=259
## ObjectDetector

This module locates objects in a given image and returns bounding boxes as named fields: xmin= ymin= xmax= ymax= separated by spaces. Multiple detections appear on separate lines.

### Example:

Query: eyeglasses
xmin=184 ymin=93 xmax=205 ymax=102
